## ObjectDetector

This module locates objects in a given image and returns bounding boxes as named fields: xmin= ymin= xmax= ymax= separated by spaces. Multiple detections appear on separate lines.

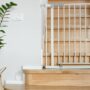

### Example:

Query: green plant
xmin=0 ymin=2 xmax=17 ymax=48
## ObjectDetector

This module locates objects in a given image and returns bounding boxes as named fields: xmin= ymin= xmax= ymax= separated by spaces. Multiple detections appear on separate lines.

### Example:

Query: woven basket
xmin=0 ymin=75 xmax=4 ymax=90
xmin=0 ymin=67 xmax=6 ymax=90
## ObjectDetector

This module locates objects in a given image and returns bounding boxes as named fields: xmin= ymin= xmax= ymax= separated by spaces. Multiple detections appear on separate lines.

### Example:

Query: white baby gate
xmin=41 ymin=3 xmax=90 ymax=69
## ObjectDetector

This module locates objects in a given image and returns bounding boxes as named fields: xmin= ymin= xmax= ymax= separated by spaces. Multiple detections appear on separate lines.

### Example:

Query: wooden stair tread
xmin=24 ymin=69 xmax=90 ymax=74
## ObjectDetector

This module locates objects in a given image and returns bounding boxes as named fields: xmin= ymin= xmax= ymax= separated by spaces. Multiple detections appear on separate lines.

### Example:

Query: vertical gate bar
xmin=74 ymin=4 xmax=76 ymax=63
xmin=51 ymin=6 xmax=54 ymax=66
xmin=63 ymin=5 xmax=66 ymax=63
xmin=69 ymin=4 xmax=71 ymax=63
xmin=58 ymin=6 xmax=60 ymax=65
xmin=85 ymin=4 xmax=87 ymax=63
xmin=41 ymin=5 xmax=45 ymax=67
xmin=41 ymin=5 xmax=43 ymax=67
xmin=45 ymin=6 xmax=48 ymax=66
xmin=79 ymin=4 xmax=82 ymax=63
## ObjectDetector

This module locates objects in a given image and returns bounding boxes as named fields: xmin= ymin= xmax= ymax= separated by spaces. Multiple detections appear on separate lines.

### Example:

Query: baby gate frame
xmin=41 ymin=3 xmax=90 ymax=68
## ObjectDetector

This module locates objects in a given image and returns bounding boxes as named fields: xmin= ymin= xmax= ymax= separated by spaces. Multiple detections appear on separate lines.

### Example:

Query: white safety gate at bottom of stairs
xmin=41 ymin=3 xmax=90 ymax=69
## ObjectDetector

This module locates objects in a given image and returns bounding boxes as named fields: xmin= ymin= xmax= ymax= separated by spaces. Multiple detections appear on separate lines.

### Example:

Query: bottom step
xmin=26 ymin=85 xmax=90 ymax=90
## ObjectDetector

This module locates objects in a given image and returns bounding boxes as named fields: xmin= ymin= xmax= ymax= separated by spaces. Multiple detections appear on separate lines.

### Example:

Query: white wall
xmin=0 ymin=0 xmax=43 ymax=84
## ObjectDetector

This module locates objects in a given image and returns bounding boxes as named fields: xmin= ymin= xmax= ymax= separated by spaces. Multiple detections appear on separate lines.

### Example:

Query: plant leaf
xmin=0 ymin=12 xmax=3 ymax=15
xmin=0 ymin=38 xmax=4 ymax=41
xmin=0 ymin=13 xmax=3 ymax=17
xmin=0 ymin=2 xmax=17 ymax=49
xmin=0 ymin=30 xmax=5 ymax=33
xmin=0 ymin=35 xmax=5 ymax=38
xmin=10 ymin=2 xmax=17 ymax=6
xmin=0 ymin=7 xmax=4 ymax=13
xmin=6 ymin=3 xmax=11 ymax=9
xmin=2 ymin=5 xmax=7 ymax=10
xmin=1 ymin=25 xmax=8 ymax=27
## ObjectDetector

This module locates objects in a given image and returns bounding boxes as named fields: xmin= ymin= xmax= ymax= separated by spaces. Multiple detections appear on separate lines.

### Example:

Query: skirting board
xmin=22 ymin=66 xmax=42 ymax=70
xmin=5 ymin=84 xmax=24 ymax=90
xmin=5 ymin=81 xmax=25 ymax=90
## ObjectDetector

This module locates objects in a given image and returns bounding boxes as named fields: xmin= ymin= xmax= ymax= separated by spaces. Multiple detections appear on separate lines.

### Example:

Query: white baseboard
xmin=5 ymin=80 xmax=24 ymax=85
xmin=23 ymin=66 xmax=42 ymax=70
xmin=5 ymin=81 xmax=24 ymax=90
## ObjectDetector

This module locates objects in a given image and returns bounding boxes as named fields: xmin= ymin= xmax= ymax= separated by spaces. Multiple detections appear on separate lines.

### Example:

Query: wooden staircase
xmin=24 ymin=0 xmax=90 ymax=90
